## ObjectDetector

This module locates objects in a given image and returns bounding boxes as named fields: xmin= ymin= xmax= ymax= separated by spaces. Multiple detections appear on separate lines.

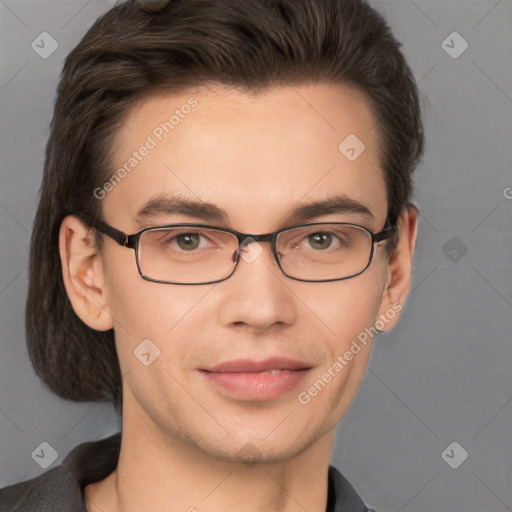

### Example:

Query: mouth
xmin=199 ymin=357 xmax=313 ymax=400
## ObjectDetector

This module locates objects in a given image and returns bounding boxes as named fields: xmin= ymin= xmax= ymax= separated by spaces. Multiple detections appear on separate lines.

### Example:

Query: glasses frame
xmin=84 ymin=217 xmax=397 ymax=285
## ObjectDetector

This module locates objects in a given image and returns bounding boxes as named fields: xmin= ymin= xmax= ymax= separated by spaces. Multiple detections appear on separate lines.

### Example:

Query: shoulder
xmin=0 ymin=432 xmax=121 ymax=512
xmin=328 ymin=464 xmax=376 ymax=512
xmin=0 ymin=464 xmax=82 ymax=512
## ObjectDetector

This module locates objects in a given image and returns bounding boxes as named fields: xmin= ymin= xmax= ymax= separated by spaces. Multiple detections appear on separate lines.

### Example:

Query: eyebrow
xmin=134 ymin=192 xmax=375 ymax=228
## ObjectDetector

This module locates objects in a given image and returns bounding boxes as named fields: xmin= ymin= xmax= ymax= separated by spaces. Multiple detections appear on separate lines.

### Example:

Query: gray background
xmin=0 ymin=1 xmax=511 ymax=511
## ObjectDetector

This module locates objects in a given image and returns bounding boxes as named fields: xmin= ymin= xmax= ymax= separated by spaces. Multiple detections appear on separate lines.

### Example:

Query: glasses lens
xmin=276 ymin=224 xmax=373 ymax=281
xmin=134 ymin=0 xmax=173 ymax=14
xmin=137 ymin=223 xmax=374 ymax=284
xmin=138 ymin=227 xmax=239 ymax=284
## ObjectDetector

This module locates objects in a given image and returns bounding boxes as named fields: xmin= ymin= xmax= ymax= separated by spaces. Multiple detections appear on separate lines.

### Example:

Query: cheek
xmin=297 ymin=268 xmax=385 ymax=346
xmin=102 ymin=246 xmax=190 ymax=327
xmin=103 ymin=264 xmax=161 ymax=334
xmin=101 ymin=251 xmax=179 ymax=348
xmin=102 ymin=253 xmax=219 ymax=365
xmin=293 ymin=274 xmax=384 ymax=427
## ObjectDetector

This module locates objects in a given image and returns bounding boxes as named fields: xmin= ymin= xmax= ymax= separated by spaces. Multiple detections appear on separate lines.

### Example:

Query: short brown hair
xmin=26 ymin=0 xmax=424 ymax=410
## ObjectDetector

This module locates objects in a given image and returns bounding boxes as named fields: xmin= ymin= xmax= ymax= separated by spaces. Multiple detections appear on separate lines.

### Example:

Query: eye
xmin=158 ymin=231 xmax=210 ymax=251
xmin=304 ymin=230 xmax=351 ymax=250
xmin=308 ymin=232 xmax=335 ymax=250
xmin=175 ymin=233 xmax=202 ymax=251
xmin=284 ymin=227 xmax=354 ymax=252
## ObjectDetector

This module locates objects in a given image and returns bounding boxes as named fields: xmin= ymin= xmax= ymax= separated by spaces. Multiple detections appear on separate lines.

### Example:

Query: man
xmin=0 ymin=0 xmax=423 ymax=510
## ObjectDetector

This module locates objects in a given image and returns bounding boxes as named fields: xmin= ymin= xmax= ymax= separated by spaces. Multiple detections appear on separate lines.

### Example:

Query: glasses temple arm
xmin=85 ymin=217 xmax=131 ymax=247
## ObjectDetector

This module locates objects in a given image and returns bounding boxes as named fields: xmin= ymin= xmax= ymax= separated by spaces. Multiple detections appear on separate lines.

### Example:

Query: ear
xmin=376 ymin=204 xmax=418 ymax=331
xmin=59 ymin=215 xmax=114 ymax=331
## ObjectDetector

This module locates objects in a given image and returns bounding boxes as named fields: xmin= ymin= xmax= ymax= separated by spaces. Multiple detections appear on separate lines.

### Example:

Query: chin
xmin=198 ymin=429 xmax=321 ymax=465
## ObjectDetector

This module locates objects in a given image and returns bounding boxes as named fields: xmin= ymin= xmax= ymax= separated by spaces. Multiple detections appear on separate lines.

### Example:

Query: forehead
xmin=104 ymin=82 xmax=388 ymax=231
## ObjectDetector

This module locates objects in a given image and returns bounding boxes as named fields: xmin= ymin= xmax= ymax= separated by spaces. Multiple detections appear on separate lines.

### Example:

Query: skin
xmin=59 ymin=82 xmax=417 ymax=512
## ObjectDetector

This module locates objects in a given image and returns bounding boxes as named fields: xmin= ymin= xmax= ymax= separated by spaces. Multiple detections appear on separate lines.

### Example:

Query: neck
xmin=88 ymin=394 xmax=335 ymax=512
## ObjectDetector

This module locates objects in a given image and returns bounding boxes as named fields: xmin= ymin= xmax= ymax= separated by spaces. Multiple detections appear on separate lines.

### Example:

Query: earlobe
xmin=376 ymin=204 xmax=418 ymax=332
xmin=59 ymin=215 xmax=114 ymax=331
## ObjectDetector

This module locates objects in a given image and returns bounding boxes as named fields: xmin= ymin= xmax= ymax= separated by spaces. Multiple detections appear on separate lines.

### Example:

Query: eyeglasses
xmin=132 ymin=0 xmax=173 ymax=14
xmin=84 ymin=217 xmax=396 ymax=285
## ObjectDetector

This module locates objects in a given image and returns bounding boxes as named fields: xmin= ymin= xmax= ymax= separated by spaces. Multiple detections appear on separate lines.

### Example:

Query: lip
xmin=199 ymin=357 xmax=313 ymax=401
xmin=201 ymin=357 xmax=312 ymax=373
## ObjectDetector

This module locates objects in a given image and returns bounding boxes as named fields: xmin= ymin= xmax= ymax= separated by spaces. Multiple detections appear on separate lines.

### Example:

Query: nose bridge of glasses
xmin=233 ymin=232 xmax=276 ymax=257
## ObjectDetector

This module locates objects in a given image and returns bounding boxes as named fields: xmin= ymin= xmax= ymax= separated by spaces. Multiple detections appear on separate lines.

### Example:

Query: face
xmin=61 ymin=82 xmax=414 ymax=463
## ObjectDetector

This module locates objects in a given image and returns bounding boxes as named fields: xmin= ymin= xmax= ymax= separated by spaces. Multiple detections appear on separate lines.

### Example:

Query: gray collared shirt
xmin=0 ymin=432 xmax=374 ymax=512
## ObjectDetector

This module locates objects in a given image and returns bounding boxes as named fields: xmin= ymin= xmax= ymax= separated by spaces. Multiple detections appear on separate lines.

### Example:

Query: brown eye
xmin=308 ymin=233 xmax=333 ymax=250
xmin=176 ymin=233 xmax=201 ymax=251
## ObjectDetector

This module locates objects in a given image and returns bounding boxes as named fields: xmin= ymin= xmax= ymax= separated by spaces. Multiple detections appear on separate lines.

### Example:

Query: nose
xmin=218 ymin=239 xmax=297 ymax=331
